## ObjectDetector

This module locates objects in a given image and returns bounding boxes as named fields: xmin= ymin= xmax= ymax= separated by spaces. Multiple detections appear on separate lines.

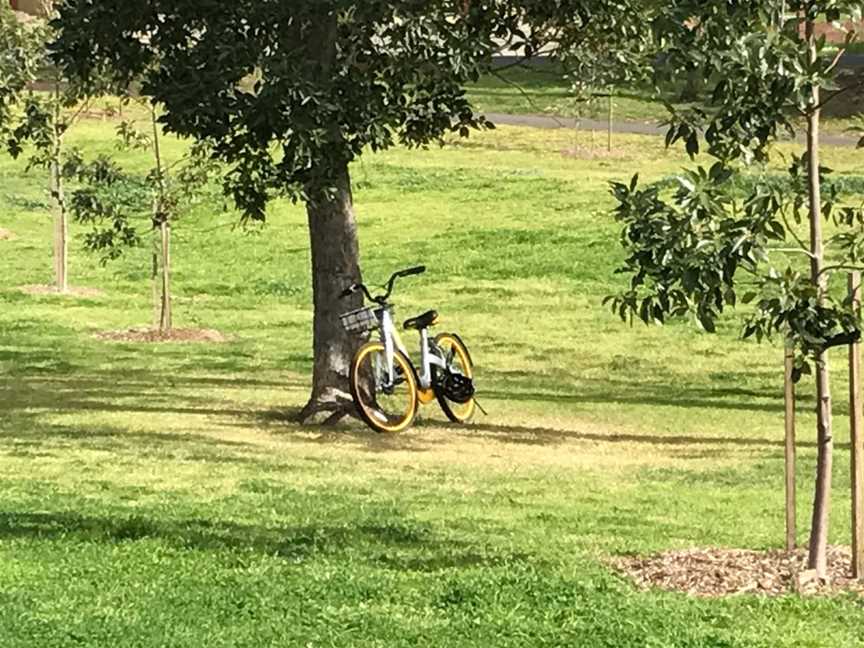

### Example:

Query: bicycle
xmin=339 ymin=265 xmax=478 ymax=433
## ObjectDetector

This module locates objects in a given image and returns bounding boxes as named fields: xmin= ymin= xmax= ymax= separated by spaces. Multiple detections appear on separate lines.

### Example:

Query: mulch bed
xmin=94 ymin=328 xmax=227 ymax=343
xmin=19 ymin=284 xmax=104 ymax=297
xmin=0 ymin=228 xmax=15 ymax=241
xmin=614 ymin=545 xmax=864 ymax=597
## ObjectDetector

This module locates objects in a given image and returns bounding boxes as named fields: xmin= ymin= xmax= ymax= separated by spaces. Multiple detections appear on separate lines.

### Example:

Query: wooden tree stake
xmin=849 ymin=272 xmax=864 ymax=579
xmin=784 ymin=340 xmax=797 ymax=551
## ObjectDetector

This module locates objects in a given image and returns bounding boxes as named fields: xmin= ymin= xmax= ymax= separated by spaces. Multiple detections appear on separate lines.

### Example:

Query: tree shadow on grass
xmin=0 ymin=510 xmax=533 ymax=572
xmin=479 ymin=386 xmax=795 ymax=415
xmin=245 ymin=407 xmax=825 ymax=455
xmin=445 ymin=420 xmax=848 ymax=451
xmin=0 ymin=415 xmax=264 ymax=466
xmin=1 ymin=358 xmax=832 ymax=455
xmin=1 ymin=372 xmax=307 ymax=423
xmin=248 ymin=406 xmax=439 ymax=453
xmin=482 ymin=361 xmax=821 ymax=413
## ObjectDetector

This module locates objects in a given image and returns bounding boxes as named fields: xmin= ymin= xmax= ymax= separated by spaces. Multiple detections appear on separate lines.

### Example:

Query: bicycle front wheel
xmin=350 ymin=341 xmax=419 ymax=433
xmin=433 ymin=333 xmax=476 ymax=424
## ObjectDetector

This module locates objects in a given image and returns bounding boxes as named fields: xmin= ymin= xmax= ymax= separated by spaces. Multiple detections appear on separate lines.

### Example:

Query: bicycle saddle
xmin=403 ymin=310 xmax=439 ymax=330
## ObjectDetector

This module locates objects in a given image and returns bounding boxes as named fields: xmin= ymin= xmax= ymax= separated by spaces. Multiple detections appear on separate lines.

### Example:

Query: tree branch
xmin=66 ymin=97 xmax=93 ymax=129
xmin=488 ymin=69 xmax=571 ymax=127
xmin=818 ymin=263 xmax=864 ymax=278
xmin=769 ymin=246 xmax=818 ymax=259
xmin=780 ymin=207 xmax=810 ymax=252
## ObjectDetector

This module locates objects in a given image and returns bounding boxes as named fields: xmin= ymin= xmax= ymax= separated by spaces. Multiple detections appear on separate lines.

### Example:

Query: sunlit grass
xmin=467 ymin=63 xmax=864 ymax=137
xmin=2 ymin=117 xmax=864 ymax=646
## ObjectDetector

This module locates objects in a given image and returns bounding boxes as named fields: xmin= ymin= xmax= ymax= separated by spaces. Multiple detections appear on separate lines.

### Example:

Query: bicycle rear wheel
xmin=350 ymin=341 xmax=418 ymax=433
xmin=433 ymin=333 xmax=476 ymax=424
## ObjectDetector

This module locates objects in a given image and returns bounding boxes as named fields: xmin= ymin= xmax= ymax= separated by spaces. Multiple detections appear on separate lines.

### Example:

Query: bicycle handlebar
xmin=340 ymin=265 xmax=426 ymax=304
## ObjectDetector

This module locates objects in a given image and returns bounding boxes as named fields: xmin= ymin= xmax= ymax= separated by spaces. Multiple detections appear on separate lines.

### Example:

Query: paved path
xmin=485 ymin=111 xmax=861 ymax=148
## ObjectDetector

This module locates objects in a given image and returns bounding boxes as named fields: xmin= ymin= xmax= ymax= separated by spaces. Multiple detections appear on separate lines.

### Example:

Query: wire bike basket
xmin=339 ymin=306 xmax=380 ymax=334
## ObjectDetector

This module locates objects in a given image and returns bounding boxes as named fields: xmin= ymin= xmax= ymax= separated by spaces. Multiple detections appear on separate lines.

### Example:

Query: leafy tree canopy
xmin=608 ymin=1 xmax=864 ymax=366
xmin=52 ymin=1 xmax=647 ymax=217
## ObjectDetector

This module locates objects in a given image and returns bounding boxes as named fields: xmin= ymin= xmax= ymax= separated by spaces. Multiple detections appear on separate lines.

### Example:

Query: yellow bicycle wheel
xmin=433 ymin=333 xmax=476 ymax=424
xmin=350 ymin=341 xmax=419 ymax=433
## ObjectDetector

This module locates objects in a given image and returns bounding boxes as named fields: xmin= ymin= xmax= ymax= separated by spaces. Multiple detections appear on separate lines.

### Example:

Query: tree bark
xmin=805 ymin=19 xmax=833 ymax=579
xmin=298 ymin=164 xmax=364 ymax=423
xmin=295 ymin=10 xmax=365 ymax=424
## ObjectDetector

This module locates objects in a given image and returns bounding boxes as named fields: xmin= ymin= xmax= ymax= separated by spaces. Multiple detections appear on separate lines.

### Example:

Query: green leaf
xmin=698 ymin=311 xmax=716 ymax=333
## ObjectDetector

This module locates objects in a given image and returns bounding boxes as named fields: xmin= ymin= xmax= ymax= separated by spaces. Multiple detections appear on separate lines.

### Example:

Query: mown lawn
xmin=465 ymin=63 xmax=668 ymax=123
xmin=2 ymin=116 xmax=864 ymax=647
xmin=467 ymin=62 xmax=864 ymax=135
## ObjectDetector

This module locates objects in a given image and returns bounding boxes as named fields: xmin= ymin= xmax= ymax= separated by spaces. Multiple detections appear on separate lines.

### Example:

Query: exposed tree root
xmin=296 ymin=388 xmax=358 ymax=426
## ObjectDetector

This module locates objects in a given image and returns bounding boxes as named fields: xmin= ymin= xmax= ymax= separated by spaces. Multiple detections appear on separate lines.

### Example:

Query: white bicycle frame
xmin=377 ymin=307 xmax=447 ymax=390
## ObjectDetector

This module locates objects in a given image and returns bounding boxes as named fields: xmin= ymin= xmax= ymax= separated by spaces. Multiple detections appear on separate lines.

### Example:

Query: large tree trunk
xmin=805 ymin=19 xmax=833 ymax=579
xmin=298 ymin=164 xmax=364 ymax=424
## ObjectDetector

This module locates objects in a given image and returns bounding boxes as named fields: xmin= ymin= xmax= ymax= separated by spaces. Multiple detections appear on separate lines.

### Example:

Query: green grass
xmin=465 ymin=64 xmax=668 ymax=123
xmin=2 ymin=117 xmax=864 ymax=646
xmin=467 ymin=62 xmax=864 ymax=136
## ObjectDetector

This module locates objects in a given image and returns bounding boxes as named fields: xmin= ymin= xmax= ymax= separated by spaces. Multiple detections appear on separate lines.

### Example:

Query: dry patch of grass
xmin=93 ymin=327 xmax=228 ymax=343
xmin=18 ymin=284 xmax=104 ymax=297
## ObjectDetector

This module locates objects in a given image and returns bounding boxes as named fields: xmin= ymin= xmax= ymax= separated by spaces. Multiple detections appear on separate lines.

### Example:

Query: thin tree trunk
xmin=51 ymin=168 xmax=60 ymax=284
xmin=50 ymin=152 xmax=68 ymax=293
xmin=805 ymin=19 xmax=833 ymax=579
xmin=56 ymin=172 xmax=68 ymax=293
xmin=298 ymin=164 xmax=364 ymax=423
xmin=150 ymin=107 xmax=172 ymax=334
xmin=151 ymin=245 xmax=160 ymax=329
xmin=50 ymin=85 xmax=68 ymax=293
xmin=160 ymin=219 xmax=172 ymax=332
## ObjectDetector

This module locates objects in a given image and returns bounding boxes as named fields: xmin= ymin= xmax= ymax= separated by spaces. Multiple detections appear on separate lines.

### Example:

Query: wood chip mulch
xmin=93 ymin=327 xmax=228 ymax=343
xmin=613 ymin=545 xmax=864 ymax=597
xmin=18 ymin=284 xmax=104 ymax=297
xmin=0 ymin=228 xmax=15 ymax=241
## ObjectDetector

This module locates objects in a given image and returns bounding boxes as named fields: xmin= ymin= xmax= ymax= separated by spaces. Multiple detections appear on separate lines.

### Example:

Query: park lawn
xmin=467 ymin=62 xmax=864 ymax=136
xmin=2 ymin=117 xmax=864 ymax=646
xmin=465 ymin=63 xmax=668 ymax=123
